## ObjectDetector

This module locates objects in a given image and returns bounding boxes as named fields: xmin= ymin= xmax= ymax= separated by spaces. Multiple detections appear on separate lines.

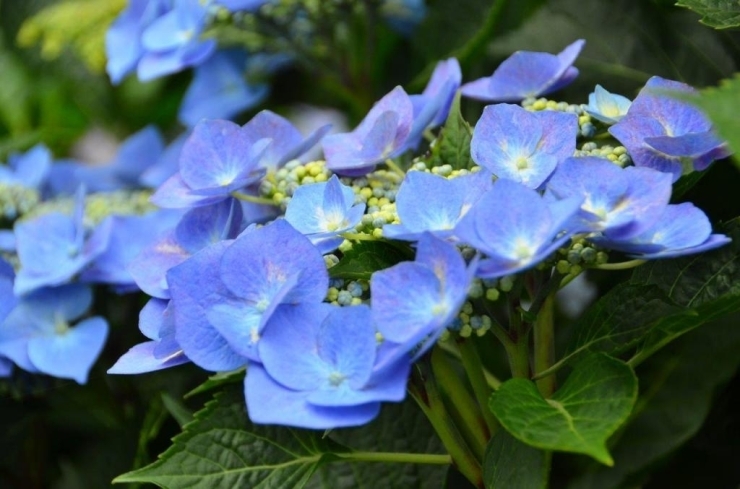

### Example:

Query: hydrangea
xmin=0 ymin=284 xmax=108 ymax=384
xmin=471 ymin=104 xmax=577 ymax=189
xmin=461 ymin=39 xmax=584 ymax=102
xmin=323 ymin=86 xmax=414 ymax=175
xmin=284 ymin=175 xmax=365 ymax=253
xmin=609 ymin=76 xmax=730 ymax=181
xmin=382 ymin=169 xmax=492 ymax=241
xmin=456 ymin=178 xmax=582 ymax=278
xmin=0 ymin=144 xmax=52 ymax=190
xmin=584 ymin=85 xmax=631 ymax=124
xmin=247 ymin=303 xmax=410 ymax=428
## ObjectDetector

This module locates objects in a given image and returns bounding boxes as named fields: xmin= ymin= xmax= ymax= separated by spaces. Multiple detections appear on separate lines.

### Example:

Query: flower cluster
xmin=98 ymin=40 xmax=731 ymax=430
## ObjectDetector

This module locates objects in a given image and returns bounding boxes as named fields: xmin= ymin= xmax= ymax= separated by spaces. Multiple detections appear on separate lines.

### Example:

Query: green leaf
xmin=628 ymin=217 xmax=740 ymax=364
xmin=114 ymin=385 xmax=347 ymax=488
xmin=329 ymin=241 xmax=413 ymax=280
xmin=676 ymin=0 xmax=740 ymax=29
xmin=490 ymin=353 xmax=638 ymax=465
xmin=308 ymin=400 xmax=446 ymax=489
xmin=568 ymin=316 xmax=740 ymax=489
xmin=184 ymin=368 xmax=245 ymax=399
xmin=545 ymin=218 xmax=740 ymax=376
xmin=553 ymin=284 xmax=687 ymax=369
xmin=0 ymin=33 xmax=33 ymax=134
xmin=426 ymin=92 xmax=475 ymax=171
xmin=678 ymin=75 xmax=740 ymax=171
xmin=483 ymin=430 xmax=548 ymax=489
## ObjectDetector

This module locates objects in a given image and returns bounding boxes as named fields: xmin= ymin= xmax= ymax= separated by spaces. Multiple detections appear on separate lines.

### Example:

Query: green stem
xmin=409 ymin=363 xmax=483 ymax=488
xmin=437 ymin=340 xmax=503 ymax=390
xmin=231 ymin=192 xmax=277 ymax=206
xmin=593 ymin=259 xmax=647 ymax=271
xmin=340 ymin=232 xmax=378 ymax=241
xmin=431 ymin=348 xmax=488 ymax=460
xmin=533 ymin=295 xmax=556 ymax=398
xmin=455 ymin=336 xmax=500 ymax=434
xmin=335 ymin=451 xmax=452 ymax=465
xmin=507 ymin=292 xmax=530 ymax=379
xmin=385 ymin=158 xmax=406 ymax=177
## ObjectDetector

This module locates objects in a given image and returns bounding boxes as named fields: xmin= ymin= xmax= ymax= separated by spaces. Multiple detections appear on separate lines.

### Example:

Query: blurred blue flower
xmin=471 ymin=103 xmax=578 ymax=189
xmin=284 ymin=175 xmax=365 ymax=253
xmin=0 ymin=144 xmax=52 ymax=189
xmin=178 ymin=51 xmax=269 ymax=128
xmin=584 ymin=85 xmax=631 ymax=124
xmin=138 ymin=0 xmax=217 ymax=81
xmin=461 ymin=40 xmax=584 ymax=102
xmin=456 ymin=178 xmax=581 ymax=278
xmin=13 ymin=189 xmax=112 ymax=295
xmin=0 ymin=284 xmax=108 ymax=384
xmin=381 ymin=0 xmax=426 ymax=36
xmin=106 ymin=0 xmax=171 ymax=84
xmin=609 ymin=76 xmax=730 ymax=182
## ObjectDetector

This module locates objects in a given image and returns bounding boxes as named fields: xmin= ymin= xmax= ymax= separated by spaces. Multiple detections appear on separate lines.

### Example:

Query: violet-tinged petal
xmin=645 ymin=131 xmax=726 ymax=158
xmin=150 ymin=173 xmax=229 ymax=208
xmin=168 ymin=241 xmax=248 ymax=371
xmin=175 ymin=198 xmax=244 ymax=252
xmin=220 ymin=220 xmax=328 ymax=305
xmin=107 ymin=341 xmax=189 ymax=374
xmin=139 ymin=298 xmax=169 ymax=340
xmin=128 ymin=231 xmax=189 ymax=298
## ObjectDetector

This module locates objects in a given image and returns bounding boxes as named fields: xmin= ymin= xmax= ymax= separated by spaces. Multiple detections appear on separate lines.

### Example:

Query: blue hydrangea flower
xmin=383 ymin=169 xmax=492 ymax=241
xmin=151 ymin=119 xmax=271 ymax=208
xmin=371 ymin=234 xmax=474 ymax=358
xmin=105 ymin=0 xmax=171 ymax=84
xmin=80 ymin=209 xmax=183 ymax=292
xmin=60 ymin=126 xmax=166 ymax=194
xmin=584 ymin=85 xmax=631 ymax=124
xmin=609 ymin=76 xmax=730 ymax=182
xmin=247 ymin=303 xmax=410 ymax=428
xmin=0 ymin=259 xmax=17 ymax=325
xmin=138 ymin=0 xmax=217 ymax=81
xmin=129 ymin=198 xmax=243 ymax=298
xmin=546 ymin=157 xmax=673 ymax=240
xmin=471 ymin=104 xmax=578 ymax=189
xmin=284 ymin=175 xmax=365 ymax=253
xmin=456 ymin=179 xmax=582 ymax=278
xmin=242 ymin=110 xmax=332 ymax=171
xmin=108 ymin=298 xmax=189 ymax=374
xmin=167 ymin=220 xmax=328 ymax=370
xmin=140 ymin=131 xmax=189 ymax=188
xmin=590 ymin=203 xmax=730 ymax=259
xmin=0 ymin=144 xmax=52 ymax=189
xmin=405 ymin=58 xmax=462 ymax=150
xmin=0 ymin=284 xmax=108 ymax=384
xmin=13 ymin=189 xmax=113 ymax=295
xmin=178 ymin=51 xmax=269 ymax=128
xmin=461 ymin=40 xmax=584 ymax=102
xmin=323 ymin=86 xmax=414 ymax=175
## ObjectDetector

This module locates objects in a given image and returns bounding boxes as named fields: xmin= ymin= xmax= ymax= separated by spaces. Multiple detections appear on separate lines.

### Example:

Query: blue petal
xmin=107 ymin=341 xmax=189 ymax=374
xmin=27 ymin=316 xmax=108 ymax=384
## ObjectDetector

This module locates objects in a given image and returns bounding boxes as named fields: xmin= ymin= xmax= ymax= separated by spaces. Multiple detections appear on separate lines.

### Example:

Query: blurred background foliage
xmin=1 ymin=0 xmax=740 ymax=487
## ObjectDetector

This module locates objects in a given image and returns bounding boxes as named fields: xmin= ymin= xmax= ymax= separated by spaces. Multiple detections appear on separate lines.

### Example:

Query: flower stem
xmin=385 ymin=158 xmax=406 ymax=177
xmin=533 ymin=295 xmax=556 ymax=398
xmin=506 ymin=292 xmax=530 ymax=379
xmin=231 ymin=192 xmax=277 ymax=206
xmin=409 ymin=362 xmax=483 ymax=488
xmin=593 ymin=259 xmax=646 ymax=270
xmin=334 ymin=451 xmax=452 ymax=465
xmin=431 ymin=348 xmax=488 ymax=460
xmin=455 ymin=336 xmax=500 ymax=434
